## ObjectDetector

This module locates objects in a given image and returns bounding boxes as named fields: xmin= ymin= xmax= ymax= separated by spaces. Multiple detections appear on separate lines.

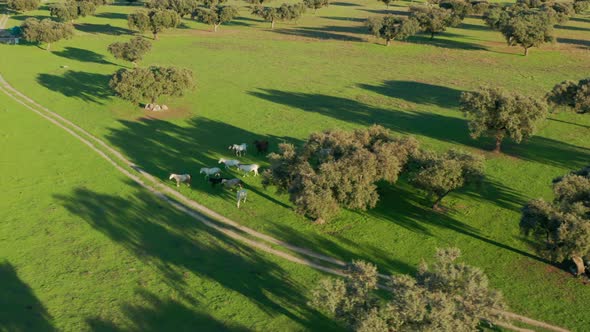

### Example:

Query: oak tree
xmin=108 ymin=36 xmax=152 ymax=66
xmin=128 ymin=9 xmax=180 ymax=39
xmin=20 ymin=18 xmax=75 ymax=51
xmin=366 ymin=15 xmax=419 ymax=46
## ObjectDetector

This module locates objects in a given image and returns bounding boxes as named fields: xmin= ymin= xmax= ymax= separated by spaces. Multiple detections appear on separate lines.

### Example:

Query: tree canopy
xmin=311 ymin=248 xmax=506 ymax=331
xmin=108 ymin=36 xmax=152 ymax=65
xmin=410 ymin=6 xmax=454 ymax=39
xmin=145 ymin=0 xmax=200 ymax=17
xmin=546 ymin=78 xmax=590 ymax=114
xmin=49 ymin=0 xmax=99 ymax=22
xmin=408 ymin=149 xmax=484 ymax=209
xmin=20 ymin=18 xmax=75 ymax=51
xmin=251 ymin=3 xmax=306 ymax=29
xmin=484 ymin=5 xmax=554 ymax=55
xmin=110 ymin=66 xmax=194 ymax=105
xmin=521 ymin=166 xmax=590 ymax=275
xmin=460 ymin=87 xmax=548 ymax=152
xmin=193 ymin=5 xmax=238 ymax=31
xmin=7 ymin=0 xmax=40 ymax=13
xmin=128 ymin=9 xmax=180 ymax=39
xmin=303 ymin=0 xmax=329 ymax=13
xmin=366 ymin=15 xmax=419 ymax=46
xmin=263 ymin=125 xmax=419 ymax=222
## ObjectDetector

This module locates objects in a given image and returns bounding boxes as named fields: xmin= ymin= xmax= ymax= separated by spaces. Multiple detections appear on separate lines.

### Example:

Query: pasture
xmin=1 ymin=0 xmax=590 ymax=330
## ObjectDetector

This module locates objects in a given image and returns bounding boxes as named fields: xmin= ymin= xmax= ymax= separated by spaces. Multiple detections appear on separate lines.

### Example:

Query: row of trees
xmin=20 ymin=18 xmax=75 ymax=51
xmin=547 ymin=78 xmax=590 ymax=114
xmin=263 ymin=125 xmax=484 ymax=222
xmin=521 ymin=166 xmax=590 ymax=276
xmin=311 ymin=248 xmax=506 ymax=331
xmin=7 ymin=0 xmax=40 ymax=13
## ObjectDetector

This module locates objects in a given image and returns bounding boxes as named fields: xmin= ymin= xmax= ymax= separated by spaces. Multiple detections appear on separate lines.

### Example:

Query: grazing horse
xmin=200 ymin=167 xmax=221 ymax=178
xmin=208 ymin=177 xmax=227 ymax=187
xmin=229 ymin=143 xmax=247 ymax=156
xmin=254 ymin=140 xmax=269 ymax=154
xmin=221 ymin=178 xmax=243 ymax=190
xmin=237 ymin=164 xmax=260 ymax=177
xmin=169 ymin=174 xmax=191 ymax=187
xmin=236 ymin=189 xmax=247 ymax=208
xmin=218 ymin=158 xmax=240 ymax=169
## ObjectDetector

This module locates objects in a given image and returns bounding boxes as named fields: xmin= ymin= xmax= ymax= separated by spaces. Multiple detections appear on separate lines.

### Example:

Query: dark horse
xmin=254 ymin=140 xmax=269 ymax=154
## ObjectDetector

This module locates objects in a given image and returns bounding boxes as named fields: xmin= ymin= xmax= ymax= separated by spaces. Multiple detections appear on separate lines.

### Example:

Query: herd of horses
xmin=168 ymin=140 xmax=269 ymax=208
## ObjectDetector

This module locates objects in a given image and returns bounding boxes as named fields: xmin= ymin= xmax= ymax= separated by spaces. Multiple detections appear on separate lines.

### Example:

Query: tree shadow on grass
xmin=37 ymin=71 xmax=112 ymax=104
xmin=358 ymin=8 xmax=409 ymax=16
xmin=272 ymin=26 xmax=365 ymax=41
xmin=75 ymin=23 xmax=134 ymax=35
xmin=52 ymin=47 xmax=115 ymax=65
xmin=407 ymin=34 xmax=488 ymax=50
xmin=368 ymin=182 xmax=550 ymax=265
xmin=556 ymin=24 xmax=590 ymax=32
xmin=87 ymin=290 xmax=252 ymax=331
xmin=54 ymin=185 xmax=341 ymax=331
xmin=557 ymin=37 xmax=590 ymax=49
xmin=94 ymin=12 xmax=129 ymax=20
xmin=249 ymin=88 xmax=590 ymax=169
xmin=330 ymin=1 xmax=361 ymax=6
xmin=320 ymin=16 xmax=366 ymax=22
xmin=458 ymin=22 xmax=490 ymax=31
xmin=358 ymin=80 xmax=462 ymax=109
xmin=106 ymin=117 xmax=303 ymax=193
xmin=9 ymin=13 xmax=50 ymax=24
xmin=0 ymin=261 xmax=55 ymax=331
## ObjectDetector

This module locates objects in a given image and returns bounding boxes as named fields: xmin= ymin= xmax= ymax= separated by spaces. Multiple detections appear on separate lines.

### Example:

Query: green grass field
xmin=1 ymin=0 xmax=590 ymax=330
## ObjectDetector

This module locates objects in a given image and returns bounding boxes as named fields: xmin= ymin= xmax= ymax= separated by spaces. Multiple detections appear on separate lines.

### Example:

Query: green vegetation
xmin=1 ymin=0 xmax=590 ymax=330
xmin=521 ymin=166 xmax=590 ymax=275
xmin=6 ymin=0 xmax=39 ymax=13
xmin=366 ymin=15 xmax=419 ymax=46
xmin=193 ymin=5 xmax=239 ymax=32
xmin=20 ymin=18 xmax=75 ymax=50
xmin=128 ymin=9 xmax=180 ymax=39
xmin=311 ymin=248 xmax=506 ymax=331
xmin=460 ymin=87 xmax=548 ymax=153
xmin=547 ymin=77 xmax=590 ymax=113
xmin=107 ymin=36 xmax=152 ymax=66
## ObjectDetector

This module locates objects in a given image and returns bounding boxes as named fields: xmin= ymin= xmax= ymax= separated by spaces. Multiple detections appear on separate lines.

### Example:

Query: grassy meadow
xmin=1 ymin=0 xmax=590 ymax=330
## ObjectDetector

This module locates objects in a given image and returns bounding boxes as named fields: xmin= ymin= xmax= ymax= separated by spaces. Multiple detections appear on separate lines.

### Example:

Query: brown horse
xmin=254 ymin=140 xmax=269 ymax=154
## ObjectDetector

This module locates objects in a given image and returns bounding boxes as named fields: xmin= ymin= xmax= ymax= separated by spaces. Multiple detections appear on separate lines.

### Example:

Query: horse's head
xmin=169 ymin=174 xmax=175 ymax=180
xmin=218 ymin=158 xmax=225 ymax=164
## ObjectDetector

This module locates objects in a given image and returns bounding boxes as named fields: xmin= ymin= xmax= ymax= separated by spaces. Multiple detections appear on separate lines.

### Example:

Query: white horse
xmin=229 ymin=143 xmax=247 ymax=156
xmin=236 ymin=189 xmax=247 ymax=208
xmin=237 ymin=164 xmax=260 ymax=177
xmin=221 ymin=178 xmax=242 ymax=190
xmin=169 ymin=174 xmax=191 ymax=187
xmin=200 ymin=167 xmax=221 ymax=179
xmin=218 ymin=158 xmax=241 ymax=169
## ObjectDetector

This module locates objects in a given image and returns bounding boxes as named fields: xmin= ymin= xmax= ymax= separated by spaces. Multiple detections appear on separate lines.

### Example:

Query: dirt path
xmin=0 ymin=75 xmax=570 ymax=332
xmin=0 ymin=14 xmax=8 ymax=30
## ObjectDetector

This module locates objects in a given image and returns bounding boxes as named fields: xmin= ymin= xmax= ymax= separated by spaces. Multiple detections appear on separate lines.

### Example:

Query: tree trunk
xmin=386 ymin=38 xmax=391 ymax=46
xmin=572 ymin=255 xmax=585 ymax=276
xmin=433 ymin=191 xmax=451 ymax=209
xmin=214 ymin=24 xmax=219 ymax=32
xmin=271 ymin=20 xmax=275 ymax=29
xmin=494 ymin=131 xmax=504 ymax=153
xmin=430 ymin=31 xmax=434 ymax=40
xmin=524 ymin=47 xmax=529 ymax=56
xmin=153 ymin=32 xmax=158 ymax=40
xmin=46 ymin=42 xmax=51 ymax=51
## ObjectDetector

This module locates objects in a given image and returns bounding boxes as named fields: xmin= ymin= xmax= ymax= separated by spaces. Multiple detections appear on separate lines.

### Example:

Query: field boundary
xmin=0 ymin=74 xmax=571 ymax=332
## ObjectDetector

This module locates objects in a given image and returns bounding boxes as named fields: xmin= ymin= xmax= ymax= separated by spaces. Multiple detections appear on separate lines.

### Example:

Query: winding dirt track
xmin=0 ymin=74 xmax=570 ymax=332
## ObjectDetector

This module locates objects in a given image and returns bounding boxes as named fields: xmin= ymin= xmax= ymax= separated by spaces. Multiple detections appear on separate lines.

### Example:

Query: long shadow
xmin=9 ymin=13 xmax=50 ymax=24
xmin=37 ymin=71 xmax=112 ymax=104
xmin=358 ymin=80 xmax=462 ymax=108
xmin=52 ymin=47 xmax=115 ymax=65
xmin=272 ymin=26 xmax=365 ymax=41
xmin=458 ymin=22 xmax=490 ymax=31
xmin=556 ymin=24 xmax=590 ymax=32
xmin=330 ymin=1 xmax=361 ymax=6
xmin=368 ymin=182 xmax=550 ymax=265
xmin=106 ymin=117 xmax=303 ymax=192
xmin=0 ymin=261 xmax=55 ymax=331
xmin=249 ymin=87 xmax=590 ymax=169
xmin=320 ymin=16 xmax=366 ymax=22
xmin=87 ymin=290 xmax=251 ymax=331
xmin=557 ymin=37 xmax=590 ymax=49
xmin=407 ymin=34 xmax=487 ymax=50
xmin=359 ymin=8 xmax=409 ymax=16
xmin=94 ymin=12 xmax=129 ymax=20
xmin=75 ymin=23 xmax=134 ymax=35
xmin=570 ymin=17 xmax=590 ymax=23
xmin=549 ymin=117 xmax=590 ymax=129
xmin=54 ymin=186 xmax=341 ymax=331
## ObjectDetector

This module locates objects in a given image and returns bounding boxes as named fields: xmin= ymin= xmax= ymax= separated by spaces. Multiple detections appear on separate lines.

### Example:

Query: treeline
xmin=367 ymin=0 xmax=590 ymax=55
